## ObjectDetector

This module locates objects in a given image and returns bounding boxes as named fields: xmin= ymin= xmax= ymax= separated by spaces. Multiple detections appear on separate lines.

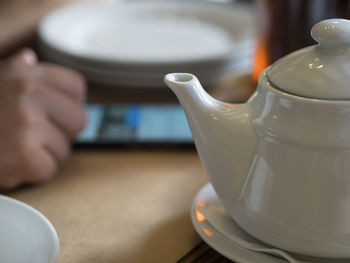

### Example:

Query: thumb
xmin=9 ymin=48 xmax=38 ymax=66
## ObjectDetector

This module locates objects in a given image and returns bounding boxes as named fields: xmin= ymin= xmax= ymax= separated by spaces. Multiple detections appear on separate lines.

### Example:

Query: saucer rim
xmin=190 ymin=182 xmax=285 ymax=263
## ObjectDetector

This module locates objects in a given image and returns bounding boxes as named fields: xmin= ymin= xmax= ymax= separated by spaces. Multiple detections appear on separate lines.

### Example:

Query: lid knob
xmin=268 ymin=19 xmax=350 ymax=100
xmin=311 ymin=19 xmax=350 ymax=49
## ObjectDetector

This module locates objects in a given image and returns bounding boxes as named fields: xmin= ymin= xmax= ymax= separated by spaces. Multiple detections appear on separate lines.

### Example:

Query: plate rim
xmin=38 ymin=0 xmax=254 ymax=66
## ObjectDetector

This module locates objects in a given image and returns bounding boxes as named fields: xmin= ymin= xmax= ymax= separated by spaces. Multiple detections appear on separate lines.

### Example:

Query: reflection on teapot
xmin=165 ymin=19 xmax=350 ymax=259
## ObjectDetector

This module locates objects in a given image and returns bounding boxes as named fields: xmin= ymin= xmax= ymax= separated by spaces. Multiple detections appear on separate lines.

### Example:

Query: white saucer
xmin=192 ymin=183 xmax=350 ymax=263
xmin=0 ymin=195 xmax=59 ymax=263
xmin=191 ymin=183 xmax=287 ymax=263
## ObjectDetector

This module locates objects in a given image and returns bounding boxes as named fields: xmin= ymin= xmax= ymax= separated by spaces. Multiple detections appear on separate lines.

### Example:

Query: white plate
xmin=38 ymin=0 xmax=254 ymax=65
xmin=0 ymin=195 xmax=59 ymax=263
xmin=191 ymin=183 xmax=287 ymax=263
xmin=39 ymin=40 xmax=252 ymax=87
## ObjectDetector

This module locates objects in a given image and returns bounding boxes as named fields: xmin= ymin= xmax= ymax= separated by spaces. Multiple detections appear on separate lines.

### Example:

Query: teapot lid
xmin=267 ymin=19 xmax=350 ymax=100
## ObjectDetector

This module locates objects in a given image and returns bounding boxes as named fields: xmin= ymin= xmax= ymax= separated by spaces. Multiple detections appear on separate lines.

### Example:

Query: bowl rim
xmin=0 ymin=194 xmax=59 ymax=262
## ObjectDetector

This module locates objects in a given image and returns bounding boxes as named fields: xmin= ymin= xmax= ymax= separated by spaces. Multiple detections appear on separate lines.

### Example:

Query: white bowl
xmin=0 ymin=195 xmax=59 ymax=263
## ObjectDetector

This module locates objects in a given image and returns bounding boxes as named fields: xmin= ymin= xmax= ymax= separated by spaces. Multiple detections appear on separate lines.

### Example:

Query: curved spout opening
xmin=164 ymin=73 xmax=195 ymax=88
xmin=168 ymin=73 xmax=194 ymax=82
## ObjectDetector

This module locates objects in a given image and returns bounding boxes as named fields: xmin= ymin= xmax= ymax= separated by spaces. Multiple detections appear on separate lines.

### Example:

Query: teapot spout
xmin=164 ymin=73 xmax=257 ymax=212
xmin=164 ymin=73 xmax=216 ymax=109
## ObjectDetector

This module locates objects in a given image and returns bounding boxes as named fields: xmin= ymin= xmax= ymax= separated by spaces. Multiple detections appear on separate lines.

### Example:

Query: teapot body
xmin=232 ymin=71 xmax=350 ymax=258
xmin=164 ymin=67 xmax=350 ymax=258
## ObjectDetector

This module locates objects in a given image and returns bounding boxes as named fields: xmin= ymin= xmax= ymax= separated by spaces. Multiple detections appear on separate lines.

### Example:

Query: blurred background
xmin=1 ymin=0 xmax=350 ymax=147
xmin=2 ymin=0 xmax=350 ymax=74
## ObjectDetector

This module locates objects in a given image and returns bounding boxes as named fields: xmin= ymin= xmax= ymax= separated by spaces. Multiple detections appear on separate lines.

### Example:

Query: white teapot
xmin=164 ymin=19 xmax=350 ymax=259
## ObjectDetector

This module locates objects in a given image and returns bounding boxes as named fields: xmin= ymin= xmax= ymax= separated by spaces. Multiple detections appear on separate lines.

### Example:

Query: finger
xmin=0 ymin=149 xmax=24 ymax=190
xmin=0 ymin=137 xmax=57 ymax=187
xmin=36 ymin=118 xmax=71 ymax=163
xmin=0 ymin=53 xmax=86 ymax=104
xmin=7 ymin=48 xmax=38 ymax=66
xmin=0 ymin=172 xmax=22 ymax=190
xmin=5 ymin=104 xmax=71 ymax=162
xmin=19 ymin=142 xmax=57 ymax=184
xmin=29 ymin=82 xmax=87 ymax=138
xmin=36 ymin=63 xmax=86 ymax=103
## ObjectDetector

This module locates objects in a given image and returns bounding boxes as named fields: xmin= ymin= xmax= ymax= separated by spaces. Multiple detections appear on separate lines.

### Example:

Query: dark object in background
xmin=252 ymin=0 xmax=350 ymax=82
xmin=74 ymin=103 xmax=194 ymax=150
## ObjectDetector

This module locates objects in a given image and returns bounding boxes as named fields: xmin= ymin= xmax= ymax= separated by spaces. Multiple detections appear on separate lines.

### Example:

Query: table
xmin=8 ymin=151 xmax=211 ymax=262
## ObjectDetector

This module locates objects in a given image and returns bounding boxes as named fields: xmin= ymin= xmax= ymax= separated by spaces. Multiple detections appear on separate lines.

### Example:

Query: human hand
xmin=0 ymin=49 xmax=87 ymax=189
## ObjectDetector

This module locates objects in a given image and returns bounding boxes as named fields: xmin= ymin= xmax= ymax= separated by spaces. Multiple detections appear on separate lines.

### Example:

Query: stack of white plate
xmin=38 ymin=0 xmax=254 ymax=88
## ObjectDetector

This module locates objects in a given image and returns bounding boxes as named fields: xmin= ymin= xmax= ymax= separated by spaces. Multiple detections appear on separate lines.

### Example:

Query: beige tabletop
xmin=8 ymin=151 xmax=208 ymax=263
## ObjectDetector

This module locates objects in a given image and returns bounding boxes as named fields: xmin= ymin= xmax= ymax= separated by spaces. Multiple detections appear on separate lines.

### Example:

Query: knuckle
xmin=12 ymin=77 xmax=35 ymax=95
xmin=15 ymin=106 xmax=42 ymax=128
xmin=62 ymin=141 xmax=72 ymax=161
xmin=70 ymin=107 xmax=88 ymax=137
xmin=36 ymin=158 xmax=57 ymax=182
xmin=77 ymin=109 xmax=88 ymax=134
xmin=76 ymin=74 xmax=86 ymax=91
xmin=2 ymin=60 xmax=19 ymax=71
xmin=72 ymin=74 xmax=87 ymax=99
xmin=78 ymin=108 xmax=88 ymax=130
xmin=1 ymin=177 xmax=21 ymax=190
xmin=57 ymin=138 xmax=71 ymax=162
xmin=7 ymin=178 xmax=21 ymax=189
xmin=16 ymin=138 xmax=36 ymax=165
xmin=16 ymin=140 xmax=57 ymax=182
